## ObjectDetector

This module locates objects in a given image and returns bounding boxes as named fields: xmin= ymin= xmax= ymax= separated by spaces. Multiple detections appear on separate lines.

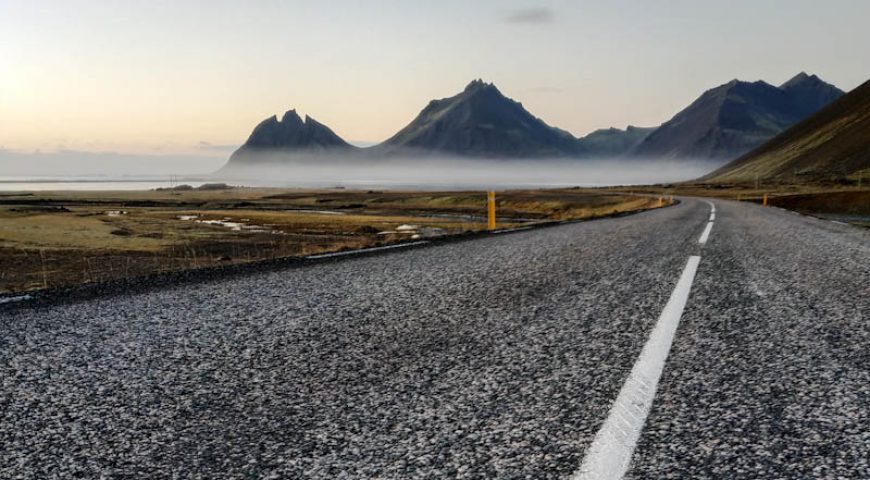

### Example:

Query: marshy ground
xmin=0 ymin=187 xmax=658 ymax=293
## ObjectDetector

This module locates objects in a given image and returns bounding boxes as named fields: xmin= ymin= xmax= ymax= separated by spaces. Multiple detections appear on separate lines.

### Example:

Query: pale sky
xmin=2 ymin=0 xmax=869 ymax=158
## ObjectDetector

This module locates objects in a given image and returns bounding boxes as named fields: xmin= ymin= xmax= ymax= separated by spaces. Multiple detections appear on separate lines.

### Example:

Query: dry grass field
xmin=0 ymin=187 xmax=660 ymax=293
xmin=615 ymin=182 xmax=870 ymax=225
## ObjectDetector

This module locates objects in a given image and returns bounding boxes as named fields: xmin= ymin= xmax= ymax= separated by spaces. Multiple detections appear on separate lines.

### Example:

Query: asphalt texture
xmin=1 ymin=198 xmax=867 ymax=479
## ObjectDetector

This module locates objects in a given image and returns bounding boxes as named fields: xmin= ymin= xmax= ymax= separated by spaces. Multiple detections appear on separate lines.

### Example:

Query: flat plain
xmin=0 ymin=187 xmax=657 ymax=293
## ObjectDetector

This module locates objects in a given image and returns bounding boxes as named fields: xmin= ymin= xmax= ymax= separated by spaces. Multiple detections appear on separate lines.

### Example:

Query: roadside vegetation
xmin=617 ymin=181 xmax=870 ymax=227
xmin=0 ymin=187 xmax=659 ymax=293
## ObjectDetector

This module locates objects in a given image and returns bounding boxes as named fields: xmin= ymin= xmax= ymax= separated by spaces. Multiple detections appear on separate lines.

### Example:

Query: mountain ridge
xmin=224 ymin=74 xmax=844 ymax=169
xmin=375 ymin=79 xmax=585 ymax=158
xmin=631 ymin=73 xmax=844 ymax=160
xmin=228 ymin=109 xmax=356 ymax=164
xmin=702 ymin=79 xmax=870 ymax=183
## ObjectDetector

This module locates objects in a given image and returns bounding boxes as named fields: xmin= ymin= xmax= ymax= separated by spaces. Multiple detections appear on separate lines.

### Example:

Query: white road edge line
xmin=492 ymin=226 xmax=534 ymax=234
xmin=0 ymin=294 xmax=33 ymax=305
xmin=698 ymin=201 xmax=716 ymax=244
xmin=571 ymin=255 xmax=702 ymax=480
xmin=305 ymin=241 xmax=429 ymax=259
xmin=699 ymin=221 xmax=714 ymax=244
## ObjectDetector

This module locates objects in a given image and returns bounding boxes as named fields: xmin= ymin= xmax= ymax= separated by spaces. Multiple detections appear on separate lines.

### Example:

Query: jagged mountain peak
xmin=779 ymin=72 xmax=843 ymax=95
xmin=779 ymin=72 xmax=845 ymax=117
xmin=226 ymin=108 xmax=354 ymax=164
xmin=379 ymin=79 xmax=582 ymax=157
xmin=463 ymin=78 xmax=497 ymax=93
xmin=632 ymin=74 xmax=844 ymax=160
xmin=705 ymin=78 xmax=870 ymax=182
xmin=280 ymin=109 xmax=304 ymax=125
xmin=781 ymin=72 xmax=820 ymax=88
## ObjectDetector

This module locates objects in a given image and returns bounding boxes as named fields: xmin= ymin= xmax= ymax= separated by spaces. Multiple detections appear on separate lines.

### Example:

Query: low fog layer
xmin=0 ymin=149 xmax=725 ymax=188
xmin=0 ymin=149 xmax=225 ymax=178
xmin=216 ymin=154 xmax=724 ymax=189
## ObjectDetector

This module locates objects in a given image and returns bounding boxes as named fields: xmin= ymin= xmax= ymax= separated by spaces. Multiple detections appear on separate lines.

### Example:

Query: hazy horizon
xmin=214 ymin=157 xmax=721 ymax=189
xmin=0 ymin=147 xmax=723 ymax=189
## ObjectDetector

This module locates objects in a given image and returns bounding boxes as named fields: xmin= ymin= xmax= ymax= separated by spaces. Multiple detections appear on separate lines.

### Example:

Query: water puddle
xmin=177 ymin=215 xmax=284 ymax=234
xmin=378 ymin=224 xmax=447 ymax=239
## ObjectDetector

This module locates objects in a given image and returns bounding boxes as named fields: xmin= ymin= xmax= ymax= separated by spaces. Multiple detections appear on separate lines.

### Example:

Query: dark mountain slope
xmin=227 ymin=110 xmax=355 ymax=165
xmin=702 ymin=79 xmax=870 ymax=183
xmin=576 ymin=126 xmax=656 ymax=157
xmin=780 ymin=72 xmax=845 ymax=117
xmin=633 ymin=73 xmax=844 ymax=161
xmin=377 ymin=80 xmax=584 ymax=158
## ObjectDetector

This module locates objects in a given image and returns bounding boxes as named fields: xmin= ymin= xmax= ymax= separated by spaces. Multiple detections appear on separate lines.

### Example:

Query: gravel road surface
xmin=1 ymin=198 xmax=867 ymax=479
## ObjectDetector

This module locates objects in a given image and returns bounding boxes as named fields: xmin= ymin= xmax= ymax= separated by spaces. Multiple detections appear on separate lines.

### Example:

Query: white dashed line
xmin=572 ymin=255 xmax=702 ymax=480
xmin=306 ymin=241 xmax=429 ymax=259
xmin=700 ymin=201 xmax=715 ymax=244
xmin=698 ymin=222 xmax=714 ymax=244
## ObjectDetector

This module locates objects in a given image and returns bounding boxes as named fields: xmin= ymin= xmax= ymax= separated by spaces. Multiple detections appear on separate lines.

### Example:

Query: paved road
xmin=1 ymin=198 xmax=867 ymax=479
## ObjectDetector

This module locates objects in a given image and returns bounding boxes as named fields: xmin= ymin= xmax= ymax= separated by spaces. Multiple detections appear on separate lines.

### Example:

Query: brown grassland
xmin=614 ymin=182 xmax=870 ymax=226
xmin=0 ymin=187 xmax=660 ymax=293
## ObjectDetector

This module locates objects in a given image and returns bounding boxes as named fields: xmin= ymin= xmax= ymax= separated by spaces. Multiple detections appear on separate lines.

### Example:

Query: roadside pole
xmin=763 ymin=193 xmax=768 ymax=206
xmin=487 ymin=191 xmax=497 ymax=231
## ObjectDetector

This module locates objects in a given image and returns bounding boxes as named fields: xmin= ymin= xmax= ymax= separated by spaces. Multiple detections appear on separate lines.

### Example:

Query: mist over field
xmin=215 ymin=154 xmax=722 ymax=189
xmin=0 ymin=148 xmax=723 ymax=188
xmin=0 ymin=149 xmax=225 ymax=178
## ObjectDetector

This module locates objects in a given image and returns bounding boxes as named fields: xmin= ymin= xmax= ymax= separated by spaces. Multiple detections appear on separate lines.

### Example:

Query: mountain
xmin=632 ymin=73 xmax=844 ymax=161
xmin=377 ymin=79 xmax=585 ymax=158
xmin=221 ymin=74 xmax=845 ymax=169
xmin=702 ymin=79 xmax=870 ymax=183
xmin=227 ymin=110 xmax=355 ymax=164
xmin=576 ymin=125 xmax=656 ymax=157
xmin=779 ymin=72 xmax=845 ymax=117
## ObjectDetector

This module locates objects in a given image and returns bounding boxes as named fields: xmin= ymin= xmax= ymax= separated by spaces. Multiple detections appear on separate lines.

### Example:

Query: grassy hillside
xmin=703 ymin=79 xmax=870 ymax=183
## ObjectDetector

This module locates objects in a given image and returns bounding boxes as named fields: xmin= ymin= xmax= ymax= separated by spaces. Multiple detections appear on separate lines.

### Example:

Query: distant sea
xmin=0 ymin=176 xmax=207 ymax=192
xmin=0 ymin=177 xmax=596 ymax=192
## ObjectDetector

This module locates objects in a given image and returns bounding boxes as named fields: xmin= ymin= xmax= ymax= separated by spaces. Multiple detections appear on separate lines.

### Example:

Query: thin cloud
xmin=504 ymin=7 xmax=554 ymax=24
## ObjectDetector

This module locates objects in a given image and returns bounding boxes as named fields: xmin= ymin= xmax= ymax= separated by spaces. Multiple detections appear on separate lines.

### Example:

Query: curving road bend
xmin=1 ymin=198 xmax=867 ymax=479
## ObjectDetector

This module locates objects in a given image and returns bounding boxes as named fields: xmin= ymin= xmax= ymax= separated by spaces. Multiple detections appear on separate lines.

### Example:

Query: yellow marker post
xmin=487 ymin=191 xmax=497 ymax=231
xmin=657 ymin=196 xmax=663 ymax=207
xmin=763 ymin=193 xmax=768 ymax=206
